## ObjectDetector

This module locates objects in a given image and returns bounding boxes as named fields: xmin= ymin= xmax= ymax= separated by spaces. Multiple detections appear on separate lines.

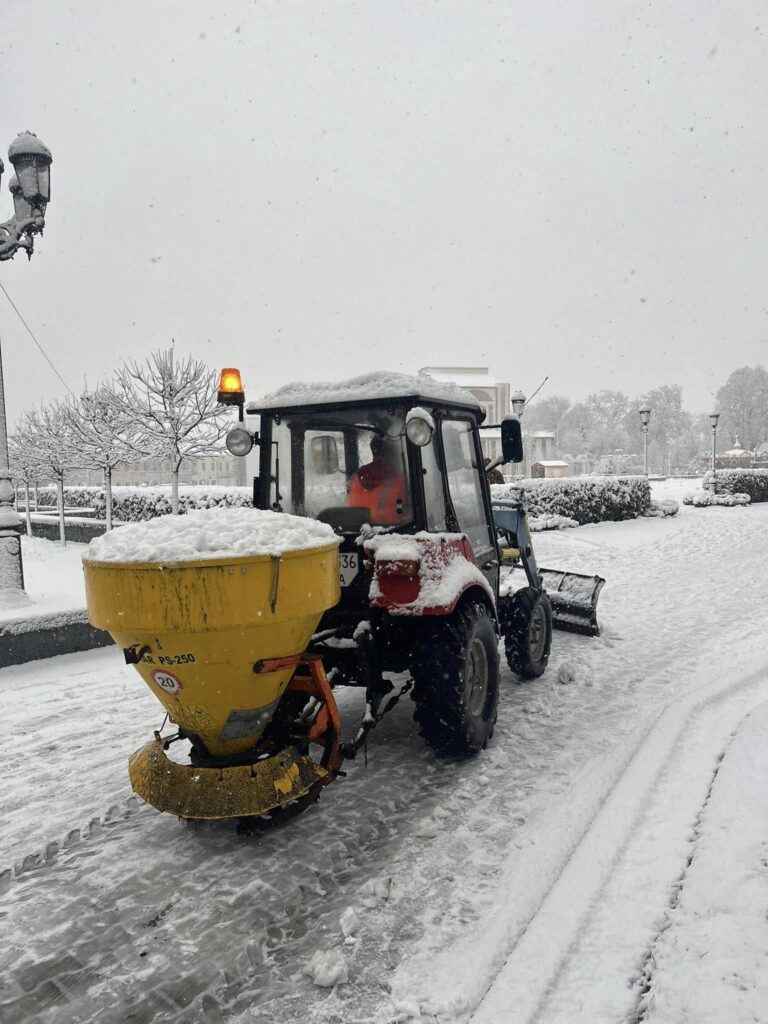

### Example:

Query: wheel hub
xmin=466 ymin=638 xmax=489 ymax=716
xmin=529 ymin=605 xmax=546 ymax=661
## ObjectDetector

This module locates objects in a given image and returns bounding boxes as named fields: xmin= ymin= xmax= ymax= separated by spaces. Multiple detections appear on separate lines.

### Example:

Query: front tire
xmin=502 ymin=587 xmax=553 ymax=680
xmin=411 ymin=602 xmax=500 ymax=755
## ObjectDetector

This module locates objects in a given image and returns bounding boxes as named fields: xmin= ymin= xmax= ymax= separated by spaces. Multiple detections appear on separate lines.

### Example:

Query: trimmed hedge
xmin=703 ymin=469 xmax=768 ymax=503
xmin=35 ymin=485 xmax=253 ymax=522
xmin=491 ymin=476 xmax=651 ymax=526
xmin=38 ymin=477 xmax=653 ymax=529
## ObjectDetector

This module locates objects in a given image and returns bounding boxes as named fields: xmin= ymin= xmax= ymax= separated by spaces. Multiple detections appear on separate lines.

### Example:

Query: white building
xmin=70 ymin=453 xmax=247 ymax=489
xmin=420 ymin=366 xmax=511 ymax=463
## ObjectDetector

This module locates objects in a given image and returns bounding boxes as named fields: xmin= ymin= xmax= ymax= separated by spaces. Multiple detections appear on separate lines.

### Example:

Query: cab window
xmin=440 ymin=419 xmax=494 ymax=555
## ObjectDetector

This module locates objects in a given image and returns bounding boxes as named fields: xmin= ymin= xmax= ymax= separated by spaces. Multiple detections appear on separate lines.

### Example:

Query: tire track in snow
xmin=627 ymin=746 xmax=730 ymax=1024
xmin=468 ymin=661 xmax=768 ymax=1024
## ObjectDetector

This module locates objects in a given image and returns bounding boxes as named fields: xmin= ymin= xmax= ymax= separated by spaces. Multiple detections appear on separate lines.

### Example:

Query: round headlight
xmin=226 ymin=427 xmax=254 ymax=457
xmin=406 ymin=416 xmax=433 ymax=447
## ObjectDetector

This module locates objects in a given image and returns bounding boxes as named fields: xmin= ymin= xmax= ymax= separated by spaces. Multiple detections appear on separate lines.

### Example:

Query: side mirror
xmin=501 ymin=416 xmax=523 ymax=463
xmin=311 ymin=435 xmax=340 ymax=475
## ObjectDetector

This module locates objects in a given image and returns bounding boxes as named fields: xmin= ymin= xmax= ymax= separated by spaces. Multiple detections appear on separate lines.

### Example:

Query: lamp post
xmin=511 ymin=390 xmax=526 ymax=418
xmin=709 ymin=411 xmax=720 ymax=486
xmin=510 ymin=391 xmax=526 ymax=475
xmin=639 ymin=403 xmax=651 ymax=475
xmin=0 ymin=131 xmax=53 ymax=599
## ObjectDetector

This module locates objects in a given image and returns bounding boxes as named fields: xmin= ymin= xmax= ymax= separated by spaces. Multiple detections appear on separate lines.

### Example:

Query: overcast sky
xmin=1 ymin=0 xmax=766 ymax=426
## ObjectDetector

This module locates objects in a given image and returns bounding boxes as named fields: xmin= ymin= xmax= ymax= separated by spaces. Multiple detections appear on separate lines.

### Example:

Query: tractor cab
xmin=242 ymin=387 xmax=521 ymax=624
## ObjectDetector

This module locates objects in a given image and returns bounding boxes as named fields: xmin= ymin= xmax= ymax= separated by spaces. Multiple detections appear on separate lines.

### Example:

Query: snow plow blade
xmin=128 ymin=738 xmax=328 ymax=820
xmin=539 ymin=568 xmax=605 ymax=637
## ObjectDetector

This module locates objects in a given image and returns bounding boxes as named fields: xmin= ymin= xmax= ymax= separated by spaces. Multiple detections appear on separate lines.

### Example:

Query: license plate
xmin=339 ymin=552 xmax=359 ymax=587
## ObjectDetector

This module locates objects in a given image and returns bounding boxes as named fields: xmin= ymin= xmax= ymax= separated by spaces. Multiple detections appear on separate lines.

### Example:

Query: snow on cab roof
xmin=82 ymin=507 xmax=338 ymax=564
xmin=248 ymin=370 xmax=481 ymax=412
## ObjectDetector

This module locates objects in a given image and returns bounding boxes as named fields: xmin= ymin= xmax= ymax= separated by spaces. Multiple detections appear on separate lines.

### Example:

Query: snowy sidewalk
xmin=0 ymin=537 xmax=88 ymax=623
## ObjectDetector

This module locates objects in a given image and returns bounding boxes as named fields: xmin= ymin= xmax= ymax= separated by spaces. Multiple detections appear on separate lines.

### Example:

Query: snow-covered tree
xmin=715 ymin=365 xmax=768 ymax=451
xmin=109 ymin=347 xmax=229 ymax=514
xmin=19 ymin=404 xmax=76 ymax=544
xmin=7 ymin=426 xmax=45 ymax=536
xmin=633 ymin=385 xmax=691 ymax=475
xmin=58 ymin=385 xmax=143 ymax=530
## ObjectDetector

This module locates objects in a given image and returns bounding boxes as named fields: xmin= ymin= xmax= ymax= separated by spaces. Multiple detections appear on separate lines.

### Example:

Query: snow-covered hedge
xmin=35 ymin=485 xmax=253 ymax=522
xmin=683 ymin=491 xmax=751 ymax=507
xmin=703 ymin=469 xmax=768 ymax=503
xmin=492 ymin=476 xmax=651 ymax=525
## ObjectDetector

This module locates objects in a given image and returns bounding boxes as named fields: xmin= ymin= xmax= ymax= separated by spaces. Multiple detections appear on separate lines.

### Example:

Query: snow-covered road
xmin=1 ymin=495 xmax=767 ymax=1024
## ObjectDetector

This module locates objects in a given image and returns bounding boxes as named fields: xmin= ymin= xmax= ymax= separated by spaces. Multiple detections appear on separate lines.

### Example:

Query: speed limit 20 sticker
xmin=151 ymin=669 xmax=183 ymax=695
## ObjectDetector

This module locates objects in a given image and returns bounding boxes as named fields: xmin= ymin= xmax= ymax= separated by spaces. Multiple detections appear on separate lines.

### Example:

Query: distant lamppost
xmin=511 ymin=390 xmax=526 ymax=417
xmin=0 ymin=131 xmax=53 ymax=598
xmin=709 ymin=411 xmax=720 ymax=481
xmin=639 ymin=403 xmax=651 ymax=475
xmin=510 ymin=391 xmax=526 ymax=475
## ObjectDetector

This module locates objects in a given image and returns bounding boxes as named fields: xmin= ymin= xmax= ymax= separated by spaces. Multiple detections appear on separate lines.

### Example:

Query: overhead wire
xmin=0 ymin=280 xmax=75 ymax=397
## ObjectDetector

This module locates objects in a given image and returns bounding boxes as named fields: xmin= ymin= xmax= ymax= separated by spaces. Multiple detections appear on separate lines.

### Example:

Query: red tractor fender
xmin=363 ymin=532 xmax=495 ymax=617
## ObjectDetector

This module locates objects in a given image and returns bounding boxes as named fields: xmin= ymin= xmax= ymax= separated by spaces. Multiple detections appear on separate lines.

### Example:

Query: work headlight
xmin=226 ymin=427 xmax=254 ymax=457
xmin=405 ymin=415 xmax=433 ymax=447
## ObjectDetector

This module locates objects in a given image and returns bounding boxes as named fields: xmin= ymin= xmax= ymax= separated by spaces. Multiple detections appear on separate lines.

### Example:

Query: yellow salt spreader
xmin=83 ymin=517 xmax=344 ymax=821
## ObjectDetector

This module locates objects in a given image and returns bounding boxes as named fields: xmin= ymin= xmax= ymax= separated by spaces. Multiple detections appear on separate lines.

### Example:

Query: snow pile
xmin=364 ymin=533 xmax=420 ymax=562
xmin=303 ymin=948 xmax=348 ymax=987
xmin=339 ymin=906 xmax=361 ymax=938
xmin=643 ymin=498 xmax=680 ymax=518
xmin=82 ymin=507 xmax=338 ymax=564
xmin=557 ymin=660 xmax=592 ymax=685
xmin=8 ymin=130 xmax=52 ymax=159
xmin=359 ymin=876 xmax=393 ymax=906
xmin=402 ymin=553 xmax=490 ymax=612
xmin=249 ymin=370 xmax=480 ymax=411
xmin=492 ymin=475 xmax=652 ymax=525
xmin=405 ymin=406 xmax=436 ymax=429
xmin=683 ymin=491 xmax=751 ymax=507
xmin=527 ymin=514 xmax=579 ymax=531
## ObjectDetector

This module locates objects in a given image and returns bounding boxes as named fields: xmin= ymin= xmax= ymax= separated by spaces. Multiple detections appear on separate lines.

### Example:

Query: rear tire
xmin=411 ymin=602 xmax=499 ymax=755
xmin=503 ymin=587 xmax=553 ymax=680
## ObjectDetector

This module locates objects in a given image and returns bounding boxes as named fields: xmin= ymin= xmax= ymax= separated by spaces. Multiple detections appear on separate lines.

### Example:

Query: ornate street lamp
xmin=511 ymin=390 xmax=526 ymax=418
xmin=0 ymin=131 xmax=52 ymax=600
xmin=709 ymin=411 xmax=720 ymax=481
xmin=0 ymin=132 xmax=52 ymax=262
xmin=509 ymin=391 xmax=526 ymax=475
xmin=638 ymin=403 xmax=651 ymax=475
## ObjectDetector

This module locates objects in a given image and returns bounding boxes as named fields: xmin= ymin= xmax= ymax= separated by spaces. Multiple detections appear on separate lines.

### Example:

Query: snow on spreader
xmin=83 ymin=507 xmax=343 ymax=820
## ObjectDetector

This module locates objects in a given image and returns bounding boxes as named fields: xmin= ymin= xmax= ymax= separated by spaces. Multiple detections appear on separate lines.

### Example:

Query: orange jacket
xmin=347 ymin=457 xmax=410 ymax=524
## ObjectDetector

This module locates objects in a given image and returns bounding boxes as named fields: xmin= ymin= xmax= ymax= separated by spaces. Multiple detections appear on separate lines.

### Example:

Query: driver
xmin=347 ymin=434 xmax=411 ymax=525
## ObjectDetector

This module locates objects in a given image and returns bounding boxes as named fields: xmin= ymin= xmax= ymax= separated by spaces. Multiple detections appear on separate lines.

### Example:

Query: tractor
xmin=221 ymin=369 xmax=603 ymax=760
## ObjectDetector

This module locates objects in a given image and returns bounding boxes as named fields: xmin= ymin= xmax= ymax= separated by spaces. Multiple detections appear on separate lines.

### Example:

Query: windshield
xmin=265 ymin=406 xmax=414 ymax=532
